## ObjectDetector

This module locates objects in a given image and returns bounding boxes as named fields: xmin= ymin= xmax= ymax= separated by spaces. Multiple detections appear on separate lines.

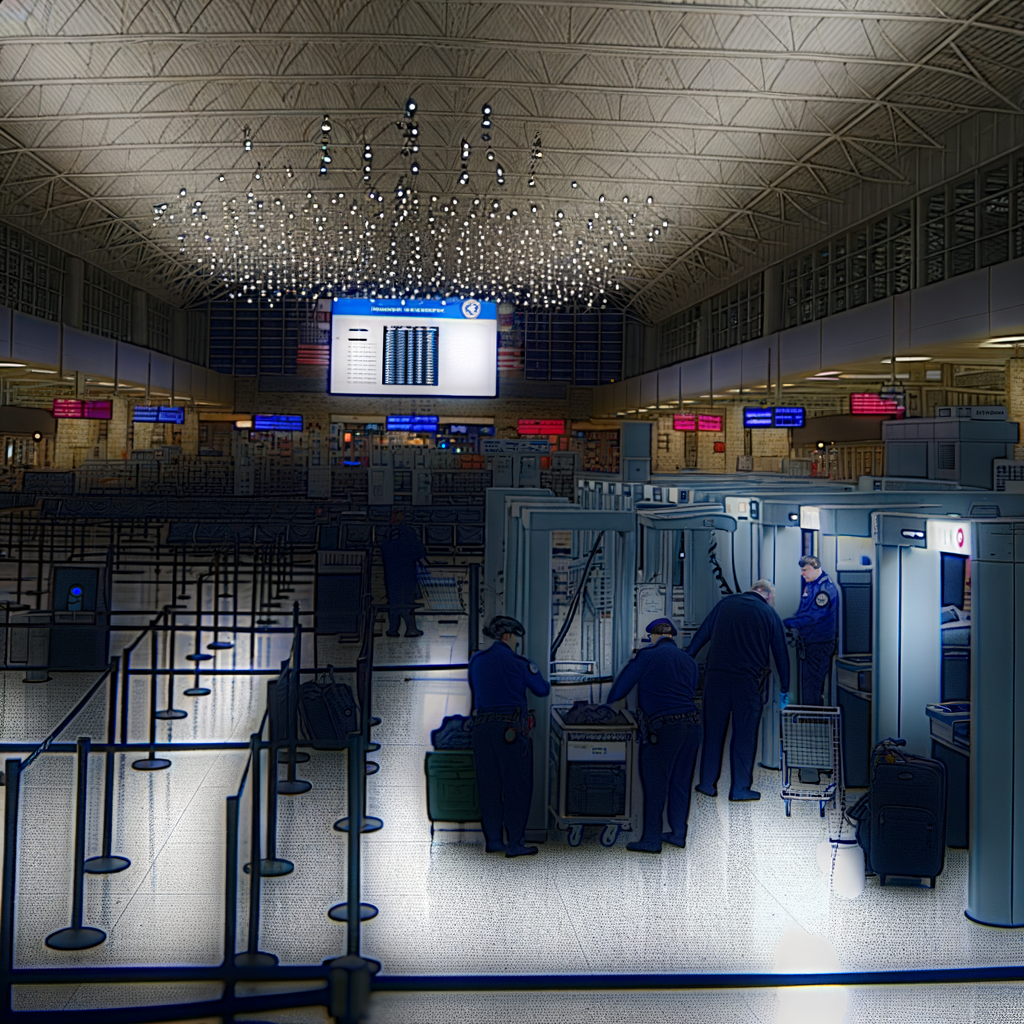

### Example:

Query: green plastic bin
xmin=425 ymin=751 xmax=481 ymax=822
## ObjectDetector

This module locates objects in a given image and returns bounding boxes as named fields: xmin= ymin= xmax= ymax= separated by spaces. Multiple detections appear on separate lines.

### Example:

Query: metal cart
xmin=416 ymin=566 xmax=464 ymax=613
xmin=549 ymin=705 xmax=638 ymax=847
xmin=780 ymin=705 xmax=843 ymax=817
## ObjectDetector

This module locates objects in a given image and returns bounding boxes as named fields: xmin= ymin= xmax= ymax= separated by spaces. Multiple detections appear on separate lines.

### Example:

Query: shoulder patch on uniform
xmin=815 ymin=591 xmax=830 ymax=608
xmin=528 ymin=661 xmax=539 ymax=674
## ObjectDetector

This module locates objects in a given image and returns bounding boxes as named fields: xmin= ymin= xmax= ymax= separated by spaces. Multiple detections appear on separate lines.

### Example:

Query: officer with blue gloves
xmin=468 ymin=615 xmax=550 ymax=857
xmin=377 ymin=510 xmax=426 ymax=637
xmin=606 ymin=617 xmax=700 ymax=854
xmin=784 ymin=556 xmax=839 ymax=707
xmin=686 ymin=580 xmax=790 ymax=801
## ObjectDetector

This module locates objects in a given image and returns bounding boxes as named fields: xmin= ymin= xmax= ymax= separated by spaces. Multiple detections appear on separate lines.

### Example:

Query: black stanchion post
xmin=259 ymin=675 xmax=294 ymax=877
xmin=46 ymin=737 xmax=107 ymax=950
xmin=209 ymin=550 xmax=233 ymax=650
xmin=236 ymin=733 xmax=277 ymax=967
xmin=2 ymin=759 xmax=22 ymax=975
xmin=278 ymin=606 xmax=311 ymax=795
xmin=85 ymin=657 xmax=130 ymax=874
xmin=223 ymin=794 xmax=239 ymax=965
xmin=469 ymin=562 xmax=480 ymax=658
xmin=155 ymin=607 xmax=188 ymax=719
xmin=135 ymin=612 xmax=174 ymax=770
xmin=185 ymin=570 xmax=213 ymax=697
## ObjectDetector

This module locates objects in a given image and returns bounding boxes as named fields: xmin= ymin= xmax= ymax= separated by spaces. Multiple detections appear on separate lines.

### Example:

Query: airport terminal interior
xmin=3 ymin=1 xmax=1024 ymax=1021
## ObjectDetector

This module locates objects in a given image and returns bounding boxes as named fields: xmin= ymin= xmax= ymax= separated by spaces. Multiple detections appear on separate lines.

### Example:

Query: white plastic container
xmin=816 ymin=837 xmax=865 ymax=899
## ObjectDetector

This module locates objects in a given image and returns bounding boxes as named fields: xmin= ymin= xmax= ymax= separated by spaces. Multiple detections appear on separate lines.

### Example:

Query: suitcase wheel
xmin=600 ymin=825 xmax=620 ymax=848
xmin=930 ymin=877 xmax=937 ymax=889
xmin=784 ymin=800 xmax=791 ymax=817
xmin=568 ymin=824 xmax=584 ymax=847
xmin=819 ymin=803 xmax=826 ymax=818
xmin=879 ymin=875 xmax=886 ymax=886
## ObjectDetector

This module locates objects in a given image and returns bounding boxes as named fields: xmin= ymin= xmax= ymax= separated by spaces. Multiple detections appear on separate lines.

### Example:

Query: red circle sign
xmin=956 ymin=528 xmax=964 ymax=549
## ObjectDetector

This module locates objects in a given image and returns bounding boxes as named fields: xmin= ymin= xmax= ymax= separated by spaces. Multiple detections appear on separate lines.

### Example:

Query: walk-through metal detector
xmin=501 ymin=504 xmax=635 ymax=841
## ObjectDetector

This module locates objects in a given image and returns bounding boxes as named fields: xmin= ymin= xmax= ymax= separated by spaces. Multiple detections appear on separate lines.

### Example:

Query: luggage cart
xmin=780 ymin=705 xmax=843 ymax=817
xmin=416 ymin=566 xmax=464 ymax=613
xmin=549 ymin=706 xmax=637 ymax=847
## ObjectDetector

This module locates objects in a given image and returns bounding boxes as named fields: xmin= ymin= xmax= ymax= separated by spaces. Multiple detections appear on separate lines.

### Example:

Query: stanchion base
xmin=367 ymin=741 xmax=381 ymax=752
xmin=45 ymin=926 xmax=106 ymax=950
xmin=365 ymin=761 xmax=379 ymax=775
xmin=277 ymin=750 xmax=310 ymax=764
xmin=277 ymin=779 xmax=312 ymax=795
xmin=132 ymin=757 xmax=171 ymax=771
xmin=370 ymin=717 xmax=382 ymax=727
xmin=208 ymin=641 xmax=234 ymax=650
xmin=235 ymin=951 xmax=279 ymax=967
xmin=155 ymin=709 xmax=187 ymax=720
xmin=324 ymin=954 xmax=382 ymax=974
xmin=83 ymin=855 xmax=131 ymax=874
xmin=183 ymin=687 xmax=211 ymax=696
xmin=186 ymin=653 xmax=213 ymax=662
xmin=327 ymin=902 xmax=379 ymax=923
xmin=243 ymin=857 xmax=295 ymax=876
xmin=333 ymin=815 xmax=384 ymax=834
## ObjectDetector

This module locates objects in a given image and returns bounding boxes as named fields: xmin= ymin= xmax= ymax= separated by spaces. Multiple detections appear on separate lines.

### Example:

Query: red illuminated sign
xmin=713 ymin=441 xmax=726 ymax=453
xmin=673 ymin=415 xmax=697 ymax=431
xmin=518 ymin=419 xmax=565 ymax=435
xmin=52 ymin=399 xmax=112 ymax=420
xmin=698 ymin=414 xmax=723 ymax=432
xmin=851 ymin=393 xmax=904 ymax=416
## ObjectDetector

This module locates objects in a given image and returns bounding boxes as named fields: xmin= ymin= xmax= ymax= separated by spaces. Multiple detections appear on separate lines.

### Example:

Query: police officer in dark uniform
xmin=784 ymin=555 xmax=839 ymax=707
xmin=468 ymin=615 xmax=550 ymax=857
xmin=686 ymin=580 xmax=790 ymax=801
xmin=605 ymin=617 xmax=700 ymax=854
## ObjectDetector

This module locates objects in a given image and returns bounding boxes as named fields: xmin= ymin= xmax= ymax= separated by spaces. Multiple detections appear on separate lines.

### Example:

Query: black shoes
xmin=661 ymin=832 xmax=687 ymax=849
xmin=626 ymin=841 xmax=662 ymax=853
xmin=729 ymin=789 xmax=761 ymax=801
xmin=505 ymin=843 xmax=538 ymax=858
xmin=695 ymin=785 xmax=717 ymax=797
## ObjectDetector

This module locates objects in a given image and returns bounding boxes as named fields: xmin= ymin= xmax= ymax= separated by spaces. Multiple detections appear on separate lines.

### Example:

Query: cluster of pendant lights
xmin=152 ymin=100 xmax=670 ymax=308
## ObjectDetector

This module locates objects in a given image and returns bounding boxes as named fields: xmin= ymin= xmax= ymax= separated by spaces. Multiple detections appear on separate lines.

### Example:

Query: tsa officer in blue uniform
xmin=468 ymin=616 xmax=551 ymax=857
xmin=377 ymin=510 xmax=426 ymax=637
xmin=784 ymin=555 xmax=839 ymax=707
xmin=606 ymin=618 xmax=700 ymax=854
xmin=686 ymin=581 xmax=790 ymax=801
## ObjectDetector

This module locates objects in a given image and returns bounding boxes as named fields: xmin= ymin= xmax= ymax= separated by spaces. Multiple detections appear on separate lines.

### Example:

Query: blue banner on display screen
xmin=743 ymin=407 xmax=774 ymax=428
xmin=134 ymin=406 xmax=185 ymax=424
xmin=254 ymin=414 xmax=303 ymax=431
xmin=386 ymin=415 xmax=439 ymax=432
xmin=773 ymin=407 xmax=805 ymax=428
xmin=330 ymin=297 xmax=497 ymax=398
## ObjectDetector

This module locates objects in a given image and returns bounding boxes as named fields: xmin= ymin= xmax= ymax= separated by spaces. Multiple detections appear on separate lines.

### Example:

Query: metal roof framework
xmin=0 ymin=0 xmax=1022 ymax=319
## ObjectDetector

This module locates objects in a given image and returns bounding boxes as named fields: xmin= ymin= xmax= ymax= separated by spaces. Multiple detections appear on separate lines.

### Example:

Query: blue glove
xmin=780 ymin=692 xmax=790 ymax=710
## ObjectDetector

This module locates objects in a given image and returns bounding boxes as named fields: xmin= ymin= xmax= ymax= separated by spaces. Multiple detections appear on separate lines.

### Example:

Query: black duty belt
xmin=473 ymin=711 xmax=521 ymax=725
xmin=639 ymin=709 xmax=699 ymax=744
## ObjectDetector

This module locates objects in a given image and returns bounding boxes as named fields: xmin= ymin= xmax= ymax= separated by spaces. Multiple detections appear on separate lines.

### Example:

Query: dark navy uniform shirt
xmin=784 ymin=570 xmax=839 ymax=645
xmin=685 ymin=591 xmax=790 ymax=692
xmin=469 ymin=639 xmax=550 ymax=713
xmin=605 ymin=637 xmax=698 ymax=717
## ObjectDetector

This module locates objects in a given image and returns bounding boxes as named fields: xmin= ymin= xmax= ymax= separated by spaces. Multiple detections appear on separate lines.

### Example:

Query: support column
xmin=1006 ymin=358 xmax=1024 ymax=461
xmin=724 ymin=404 xmax=745 ymax=472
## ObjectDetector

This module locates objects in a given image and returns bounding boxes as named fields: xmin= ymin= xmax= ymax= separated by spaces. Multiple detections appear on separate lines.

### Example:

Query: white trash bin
xmin=816 ymin=837 xmax=865 ymax=900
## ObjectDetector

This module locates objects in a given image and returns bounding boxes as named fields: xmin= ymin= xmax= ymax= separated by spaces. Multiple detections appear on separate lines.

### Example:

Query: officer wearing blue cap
xmin=468 ymin=615 xmax=550 ymax=857
xmin=605 ymin=617 xmax=699 ymax=853
xmin=686 ymin=581 xmax=789 ymax=801
xmin=784 ymin=556 xmax=839 ymax=707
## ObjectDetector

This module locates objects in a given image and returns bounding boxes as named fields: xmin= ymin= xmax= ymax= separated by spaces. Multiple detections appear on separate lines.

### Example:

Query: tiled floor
xmin=1 ymin=555 xmax=1022 ymax=1021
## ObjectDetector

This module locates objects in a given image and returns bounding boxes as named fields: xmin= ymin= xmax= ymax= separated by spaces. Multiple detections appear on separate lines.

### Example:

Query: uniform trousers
xmin=798 ymin=642 xmax=835 ymax=706
xmin=639 ymin=717 xmax=700 ymax=843
xmin=699 ymin=672 xmax=763 ymax=797
xmin=471 ymin=721 xmax=533 ymax=847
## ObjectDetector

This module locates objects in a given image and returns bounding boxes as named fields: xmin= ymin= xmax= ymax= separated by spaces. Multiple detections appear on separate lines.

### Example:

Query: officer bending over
xmin=784 ymin=555 xmax=839 ymax=707
xmin=686 ymin=581 xmax=789 ymax=801
xmin=468 ymin=616 xmax=550 ymax=857
xmin=606 ymin=618 xmax=699 ymax=854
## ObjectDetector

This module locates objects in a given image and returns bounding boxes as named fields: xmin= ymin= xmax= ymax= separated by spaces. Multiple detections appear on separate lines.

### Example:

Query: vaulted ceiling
xmin=1 ymin=0 xmax=1023 ymax=320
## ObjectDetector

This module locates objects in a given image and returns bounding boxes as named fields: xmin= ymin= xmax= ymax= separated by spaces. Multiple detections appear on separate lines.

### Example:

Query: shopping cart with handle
xmin=780 ymin=705 xmax=843 ymax=817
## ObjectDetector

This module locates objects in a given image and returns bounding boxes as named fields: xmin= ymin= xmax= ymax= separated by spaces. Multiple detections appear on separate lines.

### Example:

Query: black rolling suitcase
xmin=852 ymin=738 xmax=947 ymax=887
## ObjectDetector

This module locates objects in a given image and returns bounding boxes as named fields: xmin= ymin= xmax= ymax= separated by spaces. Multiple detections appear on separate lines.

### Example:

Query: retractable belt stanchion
xmin=84 ymin=656 xmax=130 ymax=874
xmin=279 ymin=602 xmax=309 ymax=766
xmin=209 ymin=550 xmax=234 ymax=650
xmin=136 ymin=611 xmax=175 ymax=770
xmin=46 ymin=737 xmax=107 ymax=950
xmin=257 ymin=671 xmax=295 ymax=878
xmin=185 ymin=570 xmax=213 ymax=696
xmin=155 ymin=606 xmax=188 ymax=720
xmin=278 ymin=604 xmax=311 ymax=795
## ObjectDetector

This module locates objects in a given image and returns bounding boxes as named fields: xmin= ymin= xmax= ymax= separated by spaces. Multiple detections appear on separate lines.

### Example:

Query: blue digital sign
xmin=743 ymin=407 xmax=774 ymax=428
xmin=253 ymin=414 xmax=303 ymax=431
xmin=773 ymin=407 xmax=805 ymax=428
xmin=386 ymin=415 xmax=439 ymax=433
xmin=133 ymin=406 xmax=185 ymax=424
xmin=743 ymin=406 xmax=805 ymax=428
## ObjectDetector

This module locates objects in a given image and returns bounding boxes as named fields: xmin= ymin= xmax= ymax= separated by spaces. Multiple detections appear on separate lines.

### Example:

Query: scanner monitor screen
xmin=330 ymin=297 xmax=497 ymax=397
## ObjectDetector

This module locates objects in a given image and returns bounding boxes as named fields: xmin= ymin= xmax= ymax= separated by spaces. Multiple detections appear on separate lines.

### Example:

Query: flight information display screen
xmin=698 ymin=414 xmax=722 ymax=432
xmin=518 ymin=419 xmax=565 ymax=435
xmin=673 ymin=415 xmax=697 ymax=430
xmin=52 ymin=399 xmax=112 ymax=420
xmin=330 ymin=297 xmax=497 ymax=397
xmin=253 ymin=414 xmax=303 ymax=431
xmin=386 ymin=415 xmax=439 ymax=432
xmin=133 ymin=406 xmax=185 ymax=424
xmin=772 ymin=406 xmax=805 ymax=428
xmin=744 ymin=407 xmax=774 ymax=428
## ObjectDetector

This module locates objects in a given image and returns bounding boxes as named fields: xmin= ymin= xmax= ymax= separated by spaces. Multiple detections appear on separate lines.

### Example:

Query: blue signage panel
xmin=386 ymin=415 xmax=439 ymax=432
xmin=743 ymin=407 xmax=774 ymax=428
xmin=134 ymin=406 xmax=185 ymax=423
xmin=254 ymin=414 xmax=303 ymax=431
xmin=773 ymin=406 xmax=805 ymax=428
